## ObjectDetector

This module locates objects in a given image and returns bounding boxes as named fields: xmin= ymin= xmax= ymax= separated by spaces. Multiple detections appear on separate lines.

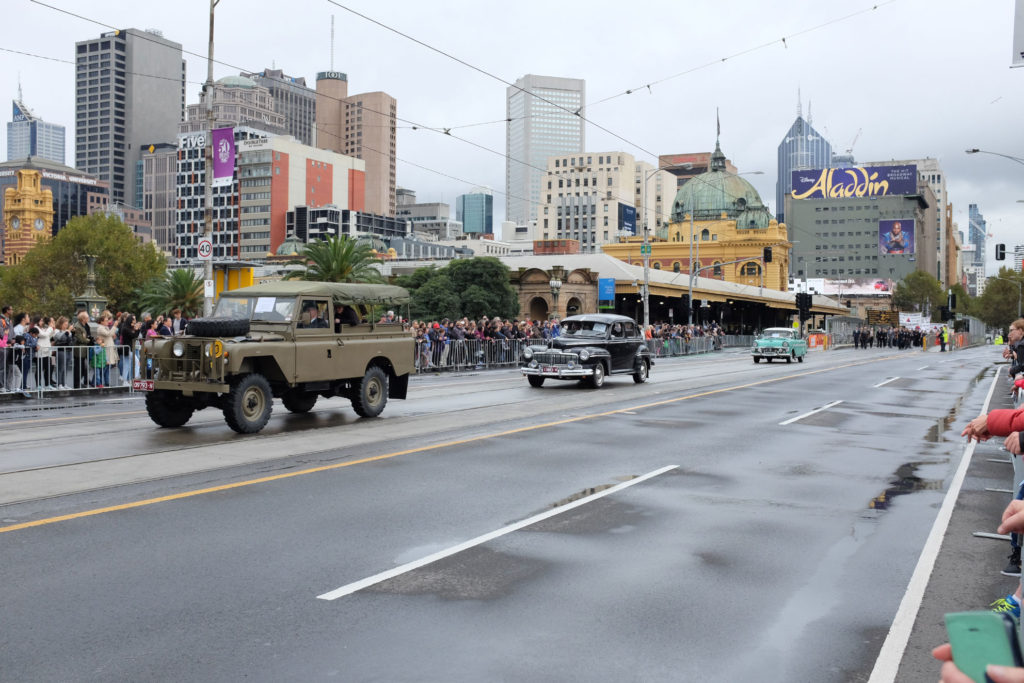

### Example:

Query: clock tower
xmin=3 ymin=168 xmax=54 ymax=265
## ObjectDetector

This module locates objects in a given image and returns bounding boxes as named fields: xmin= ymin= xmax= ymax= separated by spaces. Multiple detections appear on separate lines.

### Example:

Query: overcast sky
xmin=3 ymin=0 xmax=1023 ymax=274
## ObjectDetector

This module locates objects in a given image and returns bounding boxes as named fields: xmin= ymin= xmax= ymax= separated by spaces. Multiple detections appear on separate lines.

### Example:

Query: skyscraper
xmin=506 ymin=75 xmax=585 ymax=226
xmin=456 ymin=188 xmax=493 ymax=235
xmin=775 ymin=100 xmax=832 ymax=223
xmin=74 ymin=28 xmax=185 ymax=207
xmin=969 ymin=204 xmax=987 ymax=268
xmin=315 ymin=72 xmax=397 ymax=216
xmin=240 ymin=69 xmax=317 ymax=145
xmin=7 ymin=99 xmax=65 ymax=164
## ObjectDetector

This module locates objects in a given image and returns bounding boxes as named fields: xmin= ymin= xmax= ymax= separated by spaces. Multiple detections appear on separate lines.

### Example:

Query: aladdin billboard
xmin=791 ymin=164 xmax=918 ymax=200
xmin=879 ymin=219 xmax=915 ymax=255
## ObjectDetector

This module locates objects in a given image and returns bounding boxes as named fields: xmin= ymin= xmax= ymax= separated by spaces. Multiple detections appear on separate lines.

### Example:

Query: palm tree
xmin=284 ymin=235 xmax=384 ymax=283
xmin=136 ymin=269 xmax=204 ymax=317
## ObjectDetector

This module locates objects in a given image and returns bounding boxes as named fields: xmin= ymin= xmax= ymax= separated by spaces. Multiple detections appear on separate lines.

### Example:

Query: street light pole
xmin=966 ymin=148 xmax=1024 ymax=166
xmin=202 ymin=0 xmax=221 ymax=317
xmin=642 ymin=162 xmax=692 ymax=331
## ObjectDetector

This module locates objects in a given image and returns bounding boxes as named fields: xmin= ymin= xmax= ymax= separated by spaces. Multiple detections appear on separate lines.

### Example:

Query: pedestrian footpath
xmin=887 ymin=363 xmax=1016 ymax=681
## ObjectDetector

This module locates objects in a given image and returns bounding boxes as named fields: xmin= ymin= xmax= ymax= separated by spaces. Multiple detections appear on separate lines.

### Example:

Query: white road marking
xmin=916 ymin=366 xmax=929 ymax=371
xmin=873 ymin=377 xmax=900 ymax=388
xmin=778 ymin=400 xmax=843 ymax=426
xmin=867 ymin=366 xmax=1001 ymax=683
xmin=316 ymin=465 xmax=678 ymax=601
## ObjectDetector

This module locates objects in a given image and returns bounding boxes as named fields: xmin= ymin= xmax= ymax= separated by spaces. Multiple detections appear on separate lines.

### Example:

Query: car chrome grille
xmin=533 ymin=351 xmax=577 ymax=365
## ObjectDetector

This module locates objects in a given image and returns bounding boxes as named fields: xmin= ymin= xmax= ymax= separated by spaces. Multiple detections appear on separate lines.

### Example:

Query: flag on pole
xmin=211 ymin=127 xmax=235 ymax=188
xmin=716 ymin=108 xmax=720 ymax=138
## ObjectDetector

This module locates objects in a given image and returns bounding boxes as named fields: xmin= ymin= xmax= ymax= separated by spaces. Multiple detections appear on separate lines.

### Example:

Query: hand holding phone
xmin=945 ymin=611 xmax=1024 ymax=682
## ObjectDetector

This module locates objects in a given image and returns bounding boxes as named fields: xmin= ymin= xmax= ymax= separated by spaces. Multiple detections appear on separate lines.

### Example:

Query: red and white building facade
xmin=174 ymin=126 xmax=365 ymax=262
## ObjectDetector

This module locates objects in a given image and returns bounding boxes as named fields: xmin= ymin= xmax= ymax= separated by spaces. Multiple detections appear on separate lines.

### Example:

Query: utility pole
xmin=202 ymin=0 xmax=221 ymax=317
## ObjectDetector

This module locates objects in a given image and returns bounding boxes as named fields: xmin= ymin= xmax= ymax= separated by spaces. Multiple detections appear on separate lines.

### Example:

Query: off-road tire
xmin=145 ymin=390 xmax=194 ymax=428
xmin=351 ymin=365 xmax=388 ymax=418
xmin=186 ymin=317 xmax=250 ymax=338
xmin=633 ymin=361 xmax=648 ymax=384
xmin=586 ymin=362 xmax=605 ymax=389
xmin=282 ymin=391 xmax=317 ymax=414
xmin=527 ymin=375 xmax=545 ymax=388
xmin=223 ymin=373 xmax=273 ymax=433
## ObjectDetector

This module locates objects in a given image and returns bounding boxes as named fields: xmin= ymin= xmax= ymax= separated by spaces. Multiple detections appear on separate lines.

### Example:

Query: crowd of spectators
xmin=933 ymin=318 xmax=1024 ymax=681
xmin=0 ymin=304 xmax=189 ymax=397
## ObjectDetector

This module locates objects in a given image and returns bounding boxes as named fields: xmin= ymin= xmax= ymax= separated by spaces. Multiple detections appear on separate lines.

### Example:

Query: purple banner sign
xmin=211 ymin=127 xmax=235 ymax=188
xmin=878 ymin=219 xmax=915 ymax=255
xmin=791 ymin=164 xmax=917 ymax=200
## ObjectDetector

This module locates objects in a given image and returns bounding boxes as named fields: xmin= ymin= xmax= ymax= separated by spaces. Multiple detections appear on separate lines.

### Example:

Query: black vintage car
xmin=520 ymin=314 xmax=653 ymax=388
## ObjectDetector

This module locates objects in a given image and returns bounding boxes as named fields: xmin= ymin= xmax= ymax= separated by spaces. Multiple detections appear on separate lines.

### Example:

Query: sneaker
xmin=20 ymin=391 xmax=30 ymax=399
xmin=1004 ymin=547 xmax=1022 ymax=577
xmin=991 ymin=595 xmax=1021 ymax=619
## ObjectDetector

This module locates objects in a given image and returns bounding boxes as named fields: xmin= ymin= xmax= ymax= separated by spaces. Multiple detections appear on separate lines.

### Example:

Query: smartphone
xmin=946 ymin=611 xmax=1024 ymax=682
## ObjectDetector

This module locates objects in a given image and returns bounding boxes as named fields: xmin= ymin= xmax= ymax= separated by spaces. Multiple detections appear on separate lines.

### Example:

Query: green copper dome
xmin=671 ymin=141 xmax=773 ymax=229
xmin=275 ymin=232 xmax=305 ymax=257
xmin=217 ymin=75 xmax=256 ymax=89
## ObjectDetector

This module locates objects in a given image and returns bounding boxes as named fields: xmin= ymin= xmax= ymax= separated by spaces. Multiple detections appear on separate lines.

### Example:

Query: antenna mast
xmin=331 ymin=15 xmax=335 ymax=70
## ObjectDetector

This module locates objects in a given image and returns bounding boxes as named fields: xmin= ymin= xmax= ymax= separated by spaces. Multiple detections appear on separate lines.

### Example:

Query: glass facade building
xmin=775 ymin=115 xmax=833 ymax=223
xmin=506 ymin=75 xmax=584 ymax=226
xmin=7 ymin=101 xmax=65 ymax=164
xmin=240 ymin=69 xmax=316 ymax=146
xmin=968 ymin=203 xmax=986 ymax=268
xmin=456 ymin=190 xmax=493 ymax=235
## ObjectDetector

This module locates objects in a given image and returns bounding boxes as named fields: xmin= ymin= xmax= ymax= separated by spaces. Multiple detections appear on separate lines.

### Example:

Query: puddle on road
xmin=868 ymin=462 xmax=943 ymax=510
xmin=548 ymin=475 xmax=638 ymax=509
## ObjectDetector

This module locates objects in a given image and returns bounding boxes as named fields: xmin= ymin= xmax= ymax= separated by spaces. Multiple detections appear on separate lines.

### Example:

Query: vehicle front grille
xmin=533 ymin=351 xmax=578 ymax=365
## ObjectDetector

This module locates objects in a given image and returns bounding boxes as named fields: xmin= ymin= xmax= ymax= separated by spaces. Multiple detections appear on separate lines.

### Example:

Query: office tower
xmin=7 ymin=99 xmax=65 ymax=164
xmin=969 ymin=204 xmax=986 ymax=269
xmin=315 ymin=71 xmax=397 ymax=216
xmin=456 ymin=188 xmax=493 ymax=235
xmin=506 ymin=75 xmax=585 ymax=226
xmin=775 ymin=99 xmax=832 ymax=223
xmin=74 ymin=28 xmax=185 ymax=207
xmin=239 ymin=69 xmax=317 ymax=145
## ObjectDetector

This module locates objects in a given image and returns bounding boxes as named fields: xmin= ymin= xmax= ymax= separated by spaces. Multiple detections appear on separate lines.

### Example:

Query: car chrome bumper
xmin=521 ymin=366 xmax=593 ymax=378
xmin=752 ymin=348 xmax=787 ymax=355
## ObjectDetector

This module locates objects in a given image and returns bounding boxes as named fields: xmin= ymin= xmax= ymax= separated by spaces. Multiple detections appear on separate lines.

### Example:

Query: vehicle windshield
xmin=561 ymin=320 xmax=608 ymax=337
xmin=213 ymin=296 xmax=296 ymax=322
xmin=760 ymin=329 xmax=794 ymax=339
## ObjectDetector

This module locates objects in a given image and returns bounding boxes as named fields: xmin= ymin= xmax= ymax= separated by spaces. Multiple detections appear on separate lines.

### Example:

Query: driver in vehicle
xmin=301 ymin=303 xmax=329 ymax=328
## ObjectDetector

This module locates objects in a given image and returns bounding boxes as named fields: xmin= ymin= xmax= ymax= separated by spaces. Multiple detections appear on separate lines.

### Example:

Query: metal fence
xmin=0 ymin=344 xmax=137 ymax=397
xmin=413 ymin=334 xmax=754 ymax=373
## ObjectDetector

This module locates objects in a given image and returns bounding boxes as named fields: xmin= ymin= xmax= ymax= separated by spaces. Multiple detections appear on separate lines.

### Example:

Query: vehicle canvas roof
xmin=225 ymin=281 xmax=411 ymax=306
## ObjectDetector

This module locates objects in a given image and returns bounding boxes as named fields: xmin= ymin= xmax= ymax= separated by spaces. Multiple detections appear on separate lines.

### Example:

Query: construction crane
xmin=846 ymin=128 xmax=862 ymax=155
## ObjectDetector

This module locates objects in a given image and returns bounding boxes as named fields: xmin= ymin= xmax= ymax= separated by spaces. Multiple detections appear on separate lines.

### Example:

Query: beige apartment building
xmin=315 ymin=72 xmax=396 ymax=216
xmin=535 ymin=152 xmax=671 ymax=253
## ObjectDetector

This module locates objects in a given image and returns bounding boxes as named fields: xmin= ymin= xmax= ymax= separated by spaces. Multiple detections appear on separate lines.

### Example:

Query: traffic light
xmin=939 ymin=306 xmax=950 ymax=320
xmin=997 ymin=244 xmax=1006 ymax=261
xmin=680 ymin=294 xmax=690 ymax=313
xmin=947 ymin=290 xmax=957 ymax=310
xmin=763 ymin=246 xmax=773 ymax=263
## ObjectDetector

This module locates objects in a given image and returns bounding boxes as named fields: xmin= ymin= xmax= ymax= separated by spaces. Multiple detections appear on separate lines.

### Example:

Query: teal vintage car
xmin=752 ymin=327 xmax=808 ymax=364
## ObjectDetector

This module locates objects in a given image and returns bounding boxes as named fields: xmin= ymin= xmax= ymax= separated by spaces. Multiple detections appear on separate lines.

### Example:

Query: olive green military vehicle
xmin=135 ymin=281 xmax=413 ymax=434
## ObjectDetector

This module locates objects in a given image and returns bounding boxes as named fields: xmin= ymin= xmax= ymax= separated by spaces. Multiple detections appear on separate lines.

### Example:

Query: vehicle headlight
xmin=578 ymin=349 xmax=590 ymax=362
xmin=523 ymin=347 xmax=534 ymax=360
xmin=783 ymin=342 xmax=790 ymax=349
xmin=529 ymin=360 xmax=538 ymax=368
xmin=172 ymin=341 xmax=185 ymax=357
xmin=205 ymin=340 xmax=224 ymax=358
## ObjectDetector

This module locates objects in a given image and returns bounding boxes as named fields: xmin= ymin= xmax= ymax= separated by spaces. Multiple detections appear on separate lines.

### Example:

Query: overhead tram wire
xmin=324 ymin=0 xmax=659 ymax=161
xmin=0 ymin=46 xmax=207 ymax=87
xmin=584 ymin=0 xmax=897 ymax=109
xmin=29 ymin=1 xmax=552 ymax=178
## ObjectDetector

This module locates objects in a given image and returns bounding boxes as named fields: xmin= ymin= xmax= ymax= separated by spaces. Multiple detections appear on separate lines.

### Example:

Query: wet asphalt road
xmin=0 ymin=345 xmax=995 ymax=682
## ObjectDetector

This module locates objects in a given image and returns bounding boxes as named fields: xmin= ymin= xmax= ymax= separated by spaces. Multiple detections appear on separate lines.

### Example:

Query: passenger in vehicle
xmin=301 ymin=303 xmax=329 ymax=328
xmin=334 ymin=303 xmax=361 ymax=331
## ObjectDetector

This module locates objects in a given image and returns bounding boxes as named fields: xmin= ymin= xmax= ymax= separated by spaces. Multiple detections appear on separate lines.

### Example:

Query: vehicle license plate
xmin=543 ymin=366 xmax=558 ymax=374
xmin=132 ymin=379 xmax=154 ymax=392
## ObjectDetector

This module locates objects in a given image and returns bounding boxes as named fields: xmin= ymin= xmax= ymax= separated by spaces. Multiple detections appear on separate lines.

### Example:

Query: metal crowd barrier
xmin=0 ymin=343 xmax=137 ymax=396
xmin=415 ymin=338 xmax=530 ymax=373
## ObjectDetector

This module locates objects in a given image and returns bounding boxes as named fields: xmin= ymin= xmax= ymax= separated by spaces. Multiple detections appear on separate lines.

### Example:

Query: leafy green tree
xmin=136 ymin=269 xmax=204 ymax=317
xmin=891 ymin=271 xmax=944 ymax=317
xmin=975 ymin=268 xmax=1024 ymax=330
xmin=0 ymin=213 xmax=165 ymax=315
xmin=410 ymin=274 xmax=462 ymax=320
xmin=394 ymin=265 xmax=439 ymax=292
xmin=284 ymin=235 xmax=383 ymax=283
